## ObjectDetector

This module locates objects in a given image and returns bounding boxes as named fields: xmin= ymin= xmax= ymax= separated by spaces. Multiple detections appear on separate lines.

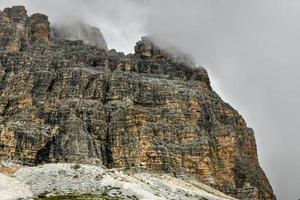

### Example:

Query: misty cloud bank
xmin=144 ymin=2 xmax=300 ymax=200
xmin=0 ymin=0 xmax=299 ymax=199
xmin=0 ymin=0 xmax=147 ymax=53
xmin=52 ymin=22 xmax=108 ymax=50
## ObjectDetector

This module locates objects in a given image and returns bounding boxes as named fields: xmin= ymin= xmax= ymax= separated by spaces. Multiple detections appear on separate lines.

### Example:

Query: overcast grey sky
xmin=1 ymin=1 xmax=299 ymax=199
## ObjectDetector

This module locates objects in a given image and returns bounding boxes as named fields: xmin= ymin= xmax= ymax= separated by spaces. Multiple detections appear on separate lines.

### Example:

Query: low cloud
xmin=144 ymin=1 xmax=300 ymax=199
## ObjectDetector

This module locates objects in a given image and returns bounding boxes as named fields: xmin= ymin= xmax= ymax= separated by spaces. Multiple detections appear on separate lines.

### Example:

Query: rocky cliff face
xmin=0 ymin=6 xmax=50 ymax=52
xmin=0 ymin=6 xmax=276 ymax=200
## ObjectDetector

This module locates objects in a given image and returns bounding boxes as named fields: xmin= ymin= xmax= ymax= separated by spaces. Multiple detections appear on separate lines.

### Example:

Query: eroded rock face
xmin=0 ymin=6 xmax=276 ymax=200
xmin=29 ymin=13 xmax=50 ymax=44
xmin=0 ymin=6 xmax=50 ymax=53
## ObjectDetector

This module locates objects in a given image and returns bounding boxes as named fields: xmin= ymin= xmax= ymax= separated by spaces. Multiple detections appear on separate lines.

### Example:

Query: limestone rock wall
xmin=0 ymin=6 xmax=50 ymax=53
xmin=0 ymin=6 xmax=276 ymax=200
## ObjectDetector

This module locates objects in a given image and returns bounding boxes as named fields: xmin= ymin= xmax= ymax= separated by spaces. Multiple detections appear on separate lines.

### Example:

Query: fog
xmin=1 ymin=1 xmax=300 ymax=199
xmin=0 ymin=0 xmax=147 ymax=53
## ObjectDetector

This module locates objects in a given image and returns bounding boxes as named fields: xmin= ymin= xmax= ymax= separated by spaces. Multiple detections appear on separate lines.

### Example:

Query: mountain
xmin=0 ymin=6 xmax=276 ymax=200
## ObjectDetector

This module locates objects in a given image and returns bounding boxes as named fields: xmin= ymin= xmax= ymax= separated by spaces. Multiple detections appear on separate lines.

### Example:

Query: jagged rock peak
xmin=0 ymin=6 xmax=107 ymax=52
xmin=3 ymin=6 xmax=27 ymax=20
xmin=135 ymin=36 xmax=169 ymax=59
xmin=0 ymin=6 xmax=50 ymax=52
xmin=52 ymin=21 xmax=108 ymax=50
xmin=29 ymin=13 xmax=51 ymax=44
xmin=135 ymin=36 xmax=195 ymax=65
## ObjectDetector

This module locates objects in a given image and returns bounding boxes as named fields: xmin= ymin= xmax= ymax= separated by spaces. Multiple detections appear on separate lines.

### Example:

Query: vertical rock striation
xmin=0 ymin=6 xmax=276 ymax=200
xmin=0 ymin=6 xmax=50 ymax=52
